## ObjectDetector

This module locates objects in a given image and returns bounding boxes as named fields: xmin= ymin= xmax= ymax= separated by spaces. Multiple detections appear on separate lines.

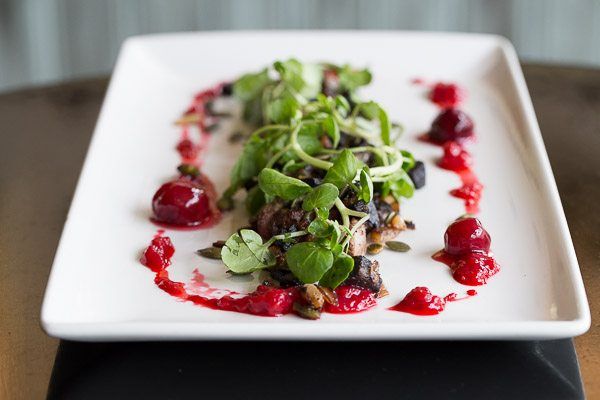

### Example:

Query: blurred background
xmin=1 ymin=0 xmax=599 ymax=92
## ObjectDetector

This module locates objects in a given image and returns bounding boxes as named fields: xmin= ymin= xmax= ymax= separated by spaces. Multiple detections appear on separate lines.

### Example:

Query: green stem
xmin=290 ymin=123 xmax=333 ymax=170
xmin=265 ymin=144 xmax=292 ymax=168
xmin=250 ymin=124 xmax=288 ymax=139
xmin=265 ymin=230 xmax=309 ymax=247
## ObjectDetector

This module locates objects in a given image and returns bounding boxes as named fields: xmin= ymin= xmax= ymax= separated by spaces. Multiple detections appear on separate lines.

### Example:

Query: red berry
xmin=444 ymin=217 xmax=491 ymax=255
xmin=152 ymin=178 xmax=212 ymax=227
xmin=438 ymin=141 xmax=472 ymax=171
xmin=429 ymin=108 xmax=474 ymax=144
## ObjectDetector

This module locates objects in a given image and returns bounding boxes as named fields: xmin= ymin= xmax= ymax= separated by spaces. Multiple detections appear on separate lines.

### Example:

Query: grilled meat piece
xmin=344 ymin=256 xmax=383 ymax=294
xmin=253 ymin=200 xmax=312 ymax=241
xmin=254 ymin=199 xmax=285 ymax=239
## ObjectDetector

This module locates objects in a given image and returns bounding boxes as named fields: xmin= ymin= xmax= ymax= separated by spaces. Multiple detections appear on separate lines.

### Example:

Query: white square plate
xmin=41 ymin=31 xmax=590 ymax=340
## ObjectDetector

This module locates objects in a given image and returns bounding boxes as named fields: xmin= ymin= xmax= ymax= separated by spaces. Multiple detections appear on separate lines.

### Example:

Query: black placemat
xmin=47 ymin=339 xmax=584 ymax=400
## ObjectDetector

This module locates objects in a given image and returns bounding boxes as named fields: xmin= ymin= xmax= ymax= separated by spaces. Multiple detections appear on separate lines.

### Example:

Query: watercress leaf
xmin=282 ymin=160 xmax=306 ymax=174
xmin=359 ymin=169 xmax=373 ymax=203
xmin=378 ymin=105 xmax=391 ymax=145
xmin=316 ymin=207 xmax=330 ymax=220
xmin=258 ymin=168 xmax=312 ymax=200
xmin=230 ymin=139 xmax=268 ymax=190
xmin=286 ymin=242 xmax=334 ymax=284
xmin=221 ymin=229 xmax=275 ymax=274
xmin=267 ymin=95 xmax=300 ymax=124
xmin=323 ymin=149 xmax=363 ymax=189
xmin=338 ymin=66 xmax=372 ymax=91
xmin=302 ymin=183 xmax=339 ymax=211
xmin=307 ymin=219 xmax=332 ymax=238
xmin=319 ymin=253 xmax=354 ymax=289
xmin=335 ymin=95 xmax=351 ymax=117
xmin=234 ymin=69 xmax=271 ymax=101
xmin=322 ymin=115 xmax=340 ymax=148
xmin=245 ymin=186 xmax=266 ymax=216
xmin=390 ymin=175 xmax=415 ymax=199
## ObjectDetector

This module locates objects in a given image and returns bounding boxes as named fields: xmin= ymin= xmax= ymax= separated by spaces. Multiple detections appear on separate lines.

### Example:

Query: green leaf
xmin=338 ymin=66 xmax=372 ymax=91
xmin=233 ymin=69 xmax=271 ymax=101
xmin=302 ymin=183 xmax=339 ymax=211
xmin=245 ymin=186 xmax=266 ymax=216
xmin=267 ymin=95 xmax=300 ymax=124
xmin=307 ymin=219 xmax=332 ymax=238
xmin=274 ymin=59 xmax=323 ymax=99
xmin=229 ymin=140 xmax=268 ymax=190
xmin=319 ymin=253 xmax=354 ymax=289
xmin=359 ymin=169 xmax=373 ymax=203
xmin=221 ymin=229 xmax=275 ymax=274
xmin=286 ymin=242 xmax=334 ymax=283
xmin=322 ymin=116 xmax=340 ymax=148
xmin=258 ymin=168 xmax=312 ymax=200
xmin=323 ymin=149 xmax=363 ymax=189
xmin=378 ymin=106 xmax=391 ymax=145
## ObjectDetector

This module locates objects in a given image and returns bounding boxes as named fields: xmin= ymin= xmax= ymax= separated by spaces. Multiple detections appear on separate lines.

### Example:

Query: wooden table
xmin=0 ymin=65 xmax=598 ymax=399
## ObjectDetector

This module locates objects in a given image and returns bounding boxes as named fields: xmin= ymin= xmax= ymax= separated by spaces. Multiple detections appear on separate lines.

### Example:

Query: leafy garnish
xmin=323 ymin=149 xmax=363 ymax=189
xmin=286 ymin=242 xmax=334 ymax=284
xmin=302 ymin=183 xmax=339 ymax=211
xmin=258 ymin=168 xmax=312 ymax=200
xmin=221 ymin=229 xmax=275 ymax=274
xmin=320 ymin=253 xmax=354 ymax=289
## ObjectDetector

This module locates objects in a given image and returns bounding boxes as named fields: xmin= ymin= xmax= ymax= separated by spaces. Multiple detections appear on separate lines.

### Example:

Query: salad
xmin=209 ymin=60 xmax=424 ymax=318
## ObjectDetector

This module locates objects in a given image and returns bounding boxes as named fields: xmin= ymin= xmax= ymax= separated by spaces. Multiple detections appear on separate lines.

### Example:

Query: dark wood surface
xmin=0 ymin=65 xmax=598 ymax=399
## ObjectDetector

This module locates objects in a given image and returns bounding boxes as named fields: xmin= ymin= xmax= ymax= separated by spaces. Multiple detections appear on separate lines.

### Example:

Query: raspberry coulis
xmin=432 ymin=217 xmax=500 ymax=286
xmin=411 ymin=79 xmax=466 ymax=109
xmin=150 ymin=83 xmax=225 ymax=229
xmin=418 ymin=91 xmax=482 ymax=213
xmin=389 ymin=286 xmax=477 ymax=316
xmin=141 ymin=233 xmax=376 ymax=317
xmin=429 ymin=83 xmax=465 ymax=108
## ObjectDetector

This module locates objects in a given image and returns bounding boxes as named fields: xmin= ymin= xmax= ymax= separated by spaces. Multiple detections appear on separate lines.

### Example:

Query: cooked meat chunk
xmin=268 ymin=267 xmax=301 ymax=288
xmin=348 ymin=218 xmax=367 ymax=256
xmin=253 ymin=200 xmax=312 ymax=241
xmin=253 ymin=199 xmax=285 ymax=239
xmin=344 ymin=256 xmax=383 ymax=294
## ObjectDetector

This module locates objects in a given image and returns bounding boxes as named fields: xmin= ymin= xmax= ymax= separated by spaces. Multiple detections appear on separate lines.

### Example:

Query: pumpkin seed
xmin=196 ymin=247 xmax=222 ymax=259
xmin=293 ymin=302 xmax=321 ymax=320
xmin=367 ymin=243 xmax=384 ymax=255
xmin=385 ymin=241 xmax=411 ymax=252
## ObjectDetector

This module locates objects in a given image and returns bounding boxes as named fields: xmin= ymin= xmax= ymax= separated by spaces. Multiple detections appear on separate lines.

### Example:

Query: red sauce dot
xmin=429 ymin=83 xmax=465 ymax=108
xmin=389 ymin=287 xmax=446 ymax=316
xmin=438 ymin=141 xmax=472 ymax=171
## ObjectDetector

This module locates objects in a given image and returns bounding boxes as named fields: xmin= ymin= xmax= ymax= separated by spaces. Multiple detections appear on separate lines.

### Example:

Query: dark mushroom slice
xmin=343 ymin=256 xmax=383 ymax=294
xmin=408 ymin=161 xmax=426 ymax=189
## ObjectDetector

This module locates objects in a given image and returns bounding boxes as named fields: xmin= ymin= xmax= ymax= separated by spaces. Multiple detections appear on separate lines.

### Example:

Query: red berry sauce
xmin=141 ymin=233 xmax=377 ymax=318
xmin=418 ymin=100 xmax=483 ymax=213
xmin=389 ymin=286 xmax=477 ymax=316
xmin=432 ymin=217 xmax=500 ymax=286
xmin=323 ymin=286 xmax=378 ymax=314
xmin=390 ymin=287 xmax=446 ymax=315
xmin=429 ymin=83 xmax=465 ymax=108
xmin=438 ymin=141 xmax=472 ymax=171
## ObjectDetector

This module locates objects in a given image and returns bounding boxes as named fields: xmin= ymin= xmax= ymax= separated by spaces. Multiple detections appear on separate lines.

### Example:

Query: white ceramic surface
xmin=41 ymin=31 xmax=590 ymax=340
